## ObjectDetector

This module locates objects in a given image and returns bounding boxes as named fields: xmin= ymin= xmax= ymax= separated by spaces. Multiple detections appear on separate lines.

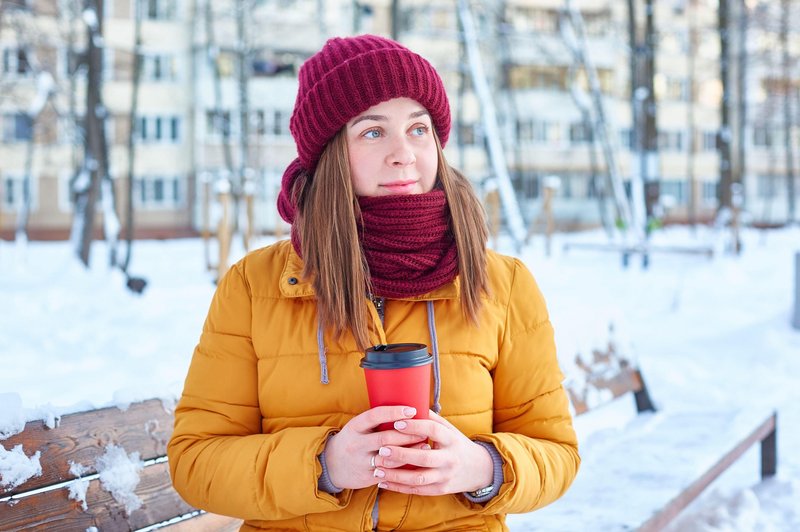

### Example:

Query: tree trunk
xmin=122 ymin=0 xmax=143 ymax=273
xmin=76 ymin=0 xmax=109 ymax=267
xmin=718 ymin=0 xmax=734 ymax=211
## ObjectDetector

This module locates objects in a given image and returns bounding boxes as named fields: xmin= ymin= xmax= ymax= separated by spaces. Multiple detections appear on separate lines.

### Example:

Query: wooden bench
xmin=0 ymin=399 xmax=242 ymax=531
xmin=2 ymin=353 xmax=777 ymax=532
xmin=507 ymin=347 xmax=777 ymax=531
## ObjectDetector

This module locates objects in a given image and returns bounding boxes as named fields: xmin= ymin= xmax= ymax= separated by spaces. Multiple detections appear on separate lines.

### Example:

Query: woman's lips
xmin=381 ymin=181 xmax=418 ymax=194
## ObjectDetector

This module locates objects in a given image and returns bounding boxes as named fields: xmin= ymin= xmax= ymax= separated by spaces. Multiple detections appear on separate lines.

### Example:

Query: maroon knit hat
xmin=277 ymin=34 xmax=451 ymax=223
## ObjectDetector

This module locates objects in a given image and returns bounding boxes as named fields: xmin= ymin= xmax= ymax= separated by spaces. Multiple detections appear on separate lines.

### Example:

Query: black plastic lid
xmin=360 ymin=343 xmax=432 ymax=369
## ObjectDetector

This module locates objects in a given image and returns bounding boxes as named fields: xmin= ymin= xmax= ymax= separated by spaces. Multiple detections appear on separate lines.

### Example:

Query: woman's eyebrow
xmin=350 ymin=114 xmax=386 ymax=127
xmin=350 ymin=109 xmax=430 ymax=128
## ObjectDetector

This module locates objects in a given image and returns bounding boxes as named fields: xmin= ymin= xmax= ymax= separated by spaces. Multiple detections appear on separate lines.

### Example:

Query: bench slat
xmin=0 ymin=399 xmax=174 ymax=497
xmin=1 ymin=461 xmax=194 ymax=531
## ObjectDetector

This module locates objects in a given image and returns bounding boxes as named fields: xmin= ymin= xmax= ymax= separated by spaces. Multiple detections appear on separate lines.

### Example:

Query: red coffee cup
xmin=360 ymin=343 xmax=432 ymax=432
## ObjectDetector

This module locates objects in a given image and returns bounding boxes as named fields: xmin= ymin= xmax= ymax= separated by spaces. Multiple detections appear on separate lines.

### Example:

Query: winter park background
xmin=1 ymin=226 xmax=798 ymax=530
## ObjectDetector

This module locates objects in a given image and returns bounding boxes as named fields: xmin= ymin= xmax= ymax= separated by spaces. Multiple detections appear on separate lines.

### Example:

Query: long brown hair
xmin=293 ymin=128 xmax=488 ymax=350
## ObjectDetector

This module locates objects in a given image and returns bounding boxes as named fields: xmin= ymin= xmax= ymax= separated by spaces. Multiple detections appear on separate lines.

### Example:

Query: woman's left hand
xmin=371 ymin=411 xmax=494 ymax=496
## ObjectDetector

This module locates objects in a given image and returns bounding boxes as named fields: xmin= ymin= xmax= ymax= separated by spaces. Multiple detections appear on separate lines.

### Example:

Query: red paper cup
xmin=361 ymin=343 xmax=432 ymax=431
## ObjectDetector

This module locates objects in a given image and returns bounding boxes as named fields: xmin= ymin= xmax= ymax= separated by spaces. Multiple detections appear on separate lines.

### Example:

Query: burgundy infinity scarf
xmin=357 ymin=189 xmax=458 ymax=298
xmin=290 ymin=189 xmax=458 ymax=298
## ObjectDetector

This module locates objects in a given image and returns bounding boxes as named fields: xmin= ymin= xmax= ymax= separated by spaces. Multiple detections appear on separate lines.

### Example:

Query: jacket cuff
xmin=463 ymin=440 xmax=504 ymax=503
xmin=317 ymin=445 xmax=343 ymax=494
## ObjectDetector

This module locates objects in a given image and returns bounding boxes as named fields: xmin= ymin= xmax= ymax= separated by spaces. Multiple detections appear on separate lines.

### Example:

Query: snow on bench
xmin=507 ymin=349 xmax=777 ymax=531
xmin=0 ymin=399 xmax=241 ymax=531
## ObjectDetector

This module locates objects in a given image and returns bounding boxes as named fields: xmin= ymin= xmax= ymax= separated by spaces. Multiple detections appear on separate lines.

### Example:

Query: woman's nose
xmin=387 ymin=137 xmax=416 ymax=167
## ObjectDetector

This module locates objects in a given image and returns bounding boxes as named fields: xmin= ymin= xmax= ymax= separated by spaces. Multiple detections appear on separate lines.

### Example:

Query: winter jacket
xmin=168 ymin=239 xmax=579 ymax=531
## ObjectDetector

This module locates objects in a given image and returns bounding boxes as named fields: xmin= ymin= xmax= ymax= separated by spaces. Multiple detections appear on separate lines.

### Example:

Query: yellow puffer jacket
xmin=168 ymin=240 xmax=579 ymax=531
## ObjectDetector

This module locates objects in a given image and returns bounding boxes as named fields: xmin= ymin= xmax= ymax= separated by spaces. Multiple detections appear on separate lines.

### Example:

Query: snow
xmin=0 ymin=445 xmax=41 ymax=490
xmin=96 ymin=445 xmax=144 ymax=515
xmin=1 ymin=226 xmax=798 ymax=529
xmin=68 ymin=476 xmax=90 ymax=511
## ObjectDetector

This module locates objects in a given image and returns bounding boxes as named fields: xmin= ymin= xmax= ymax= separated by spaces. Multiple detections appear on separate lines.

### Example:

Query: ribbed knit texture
xmin=277 ymin=34 xmax=451 ymax=224
xmin=357 ymin=189 xmax=458 ymax=298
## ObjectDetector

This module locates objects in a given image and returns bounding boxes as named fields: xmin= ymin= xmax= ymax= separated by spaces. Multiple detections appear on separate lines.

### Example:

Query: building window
xmin=757 ymin=174 xmax=779 ymax=198
xmin=271 ymin=110 xmax=289 ymax=136
xmin=508 ymin=65 xmax=568 ymax=91
xmin=458 ymin=122 xmax=477 ymax=146
xmin=2 ymin=113 xmax=33 ymax=142
xmin=138 ymin=0 xmax=176 ymax=20
xmin=137 ymin=115 xmax=181 ymax=143
xmin=660 ymin=180 xmax=688 ymax=205
xmin=206 ymin=110 xmax=231 ymax=137
xmin=505 ymin=6 xmax=558 ymax=34
xmin=702 ymin=181 xmax=718 ymax=207
xmin=752 ymin=126 xmax=773 ymax=147
xmin=658 ymin=130 xmax=684 ymax=151
xmin=569 ymin=122 xmax=592 ymax=144
xmin=401 ymin=6 xmax=455 ymax=33
xmin=517 ymin=119 xmax=560 ymax=144
xmin=135 ymin=175 xmax=183 ymax=208
xmin=619 ymin=128 xmax=634 ymax=149
xmin=1 ymin=175 xmax=33 ymax=211
xmin=2 ymin=47 xmax=31 ymax=76
xmin=141 ymin=53 xmax=178 ymax=81
xmin=582 ymin=10 xmax=612 ymax=37
xmin=702 ymin=131 xmax=717 ymax=152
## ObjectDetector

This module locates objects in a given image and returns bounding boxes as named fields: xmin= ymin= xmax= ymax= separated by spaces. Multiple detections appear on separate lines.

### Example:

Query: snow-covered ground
xmin=1 ymin=226 xmax=798 ymax=530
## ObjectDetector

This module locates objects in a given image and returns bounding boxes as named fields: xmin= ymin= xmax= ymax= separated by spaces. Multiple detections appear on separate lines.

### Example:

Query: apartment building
xmin=0 ymin=0 xmax=796 ymax=240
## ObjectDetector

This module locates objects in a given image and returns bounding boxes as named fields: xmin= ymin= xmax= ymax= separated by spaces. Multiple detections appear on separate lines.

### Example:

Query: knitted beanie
xmin=277 ymin=34 xmax=451 ymax=223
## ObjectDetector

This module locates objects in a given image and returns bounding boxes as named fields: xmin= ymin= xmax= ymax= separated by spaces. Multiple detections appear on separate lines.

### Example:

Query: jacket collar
xmin=279 ymin=242 xmax=459 ymax=300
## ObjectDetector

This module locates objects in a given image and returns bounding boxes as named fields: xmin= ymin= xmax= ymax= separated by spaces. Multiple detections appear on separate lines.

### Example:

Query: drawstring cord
xmin=317 ymin=319 xmax=329 ymax=384
xmin=426 ymin=301 xmax=442 ymax=414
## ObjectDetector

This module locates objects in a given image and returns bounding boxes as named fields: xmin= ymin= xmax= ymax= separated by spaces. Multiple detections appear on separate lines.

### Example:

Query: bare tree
xmin=72 ymin=0 xmax=114 ymax=267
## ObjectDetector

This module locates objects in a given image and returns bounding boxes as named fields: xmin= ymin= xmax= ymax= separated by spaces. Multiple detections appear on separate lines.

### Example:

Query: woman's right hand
xmin=324 ymin=406 xmax=426 ymax=489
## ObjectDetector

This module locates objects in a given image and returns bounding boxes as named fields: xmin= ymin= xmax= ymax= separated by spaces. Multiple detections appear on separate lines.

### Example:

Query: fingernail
xmin=373 ymin=468 xmax=385 ymax=478
xmin=394 ymin=420 xmax=407 ymax=430
xmin=378 ymin=447 xmax=391 ymax=457
xmin=422 ymin=443 xmax=432 ymax=450
xmin=403 ymin=407 xmax=416 ymax=417
xmin=378 ymin=482 xmax=388 ymax=489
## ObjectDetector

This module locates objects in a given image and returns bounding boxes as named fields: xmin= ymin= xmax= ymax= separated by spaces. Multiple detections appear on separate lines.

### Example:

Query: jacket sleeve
xmin=468 ymin=258 xmax=580 ymax=515
xmin=167 ymin=262 xmax=352 ymax=520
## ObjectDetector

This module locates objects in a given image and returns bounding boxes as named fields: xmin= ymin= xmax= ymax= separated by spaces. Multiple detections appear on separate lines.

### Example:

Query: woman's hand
xmin=371 ymin=411 xmax=494 ymax=496
xmin=324 ymin=406 xmax=427 ymax=490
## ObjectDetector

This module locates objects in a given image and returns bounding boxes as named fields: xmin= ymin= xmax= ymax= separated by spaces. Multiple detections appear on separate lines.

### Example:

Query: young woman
xmin=168 ymin=34 xmax=579 ymax=531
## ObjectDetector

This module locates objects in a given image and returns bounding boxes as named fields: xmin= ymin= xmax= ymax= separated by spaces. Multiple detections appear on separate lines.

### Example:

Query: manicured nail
xmin=394 ymin=420 xmax=407 ymax=430
xmin=421 ymin=443 xmax=432 ymax=450
xmin=379 ymin=447 xmax=391 ymax=457
xmin=373 ymin=468 xmax=385 ymax=478
xmin=378 ymin=482 xmax=388 ymax=489
xmin=403 ymin=407 xmax=416 ymax=417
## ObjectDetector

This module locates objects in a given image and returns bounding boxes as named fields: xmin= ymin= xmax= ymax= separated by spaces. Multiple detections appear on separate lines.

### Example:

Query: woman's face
xmin=345 ymin=97 xmax=438 ymax=197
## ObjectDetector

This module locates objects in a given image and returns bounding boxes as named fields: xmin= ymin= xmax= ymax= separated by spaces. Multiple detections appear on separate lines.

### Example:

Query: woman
xmin=168 ymin=34 xmax=579 ymax=531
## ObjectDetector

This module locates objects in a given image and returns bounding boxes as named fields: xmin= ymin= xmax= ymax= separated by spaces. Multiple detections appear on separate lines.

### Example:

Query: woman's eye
xmin=411 ymin=125 xmax=429 ymax=136
xmin=364 ymin=129 xmax=381 ymax=139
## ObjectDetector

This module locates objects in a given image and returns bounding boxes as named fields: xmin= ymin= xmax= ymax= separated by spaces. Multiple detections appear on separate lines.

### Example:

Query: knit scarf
xmin=357 ymin=189 xmax=458 ymax=298
xmin=289 ymin=189 xmax=458 ymax=298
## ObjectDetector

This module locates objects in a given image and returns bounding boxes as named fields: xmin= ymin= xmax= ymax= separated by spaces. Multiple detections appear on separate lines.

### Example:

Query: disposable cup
xmin=360 ymin=343 xmax=432 ymax=432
